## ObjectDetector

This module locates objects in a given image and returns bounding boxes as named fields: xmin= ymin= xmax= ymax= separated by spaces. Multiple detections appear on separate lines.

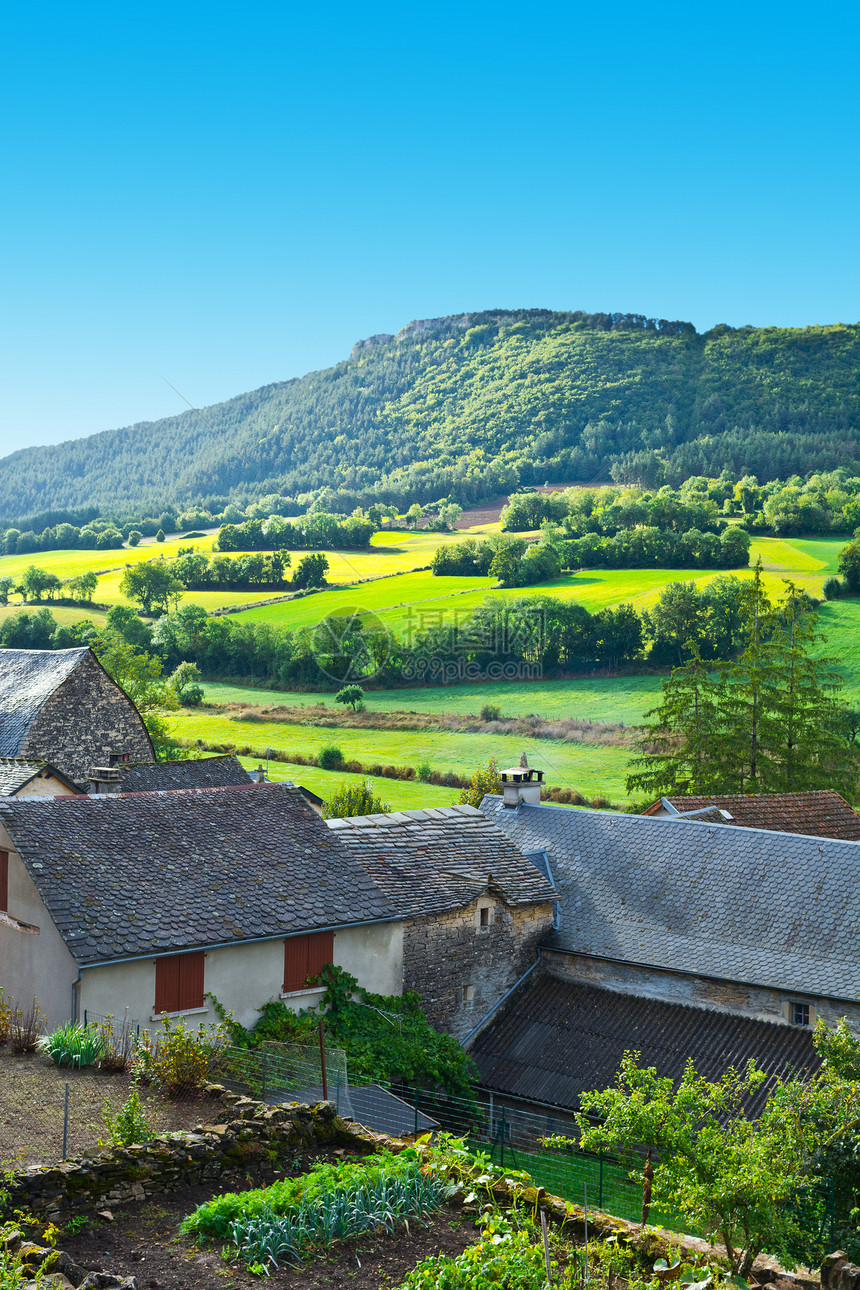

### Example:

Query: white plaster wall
xmin=80 ymin=921 xmax=405 ymax=1033
xmin=0 ymin=831 xmax=79 ymax=1028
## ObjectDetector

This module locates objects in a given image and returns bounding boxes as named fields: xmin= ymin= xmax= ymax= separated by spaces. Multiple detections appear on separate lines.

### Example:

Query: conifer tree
xmin=626 ymin=645 xmax=722 ymax=797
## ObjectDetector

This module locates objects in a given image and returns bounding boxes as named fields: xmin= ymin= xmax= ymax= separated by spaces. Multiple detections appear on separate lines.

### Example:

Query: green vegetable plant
xmin=39 ymin=1021 xmax=105 ymax=1068
xmin=99 ymin=1082 xmax=155 ymax=1147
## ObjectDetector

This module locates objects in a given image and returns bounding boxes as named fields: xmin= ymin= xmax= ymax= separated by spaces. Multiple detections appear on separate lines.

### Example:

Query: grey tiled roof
xmin=0 ymin=648 xmax=89 ymax=756
xmin=0 ymin=783 xmax=396 ymax=965
xmin=471 ymin=973 xmax=819 ymax=1114
xmin=480 ymin=798 xmax=860 ymax=999
xmin=0 ymin=760 xmax=56 ymax=795
xmin=326 ymin=805 xmax=556 ymax=918
xmin=118 ymin=755 xmax=252 ymax=792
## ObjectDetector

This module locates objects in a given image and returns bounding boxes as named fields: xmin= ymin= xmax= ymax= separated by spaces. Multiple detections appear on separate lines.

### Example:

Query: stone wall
xmin=404 ymin=897 xmax=553 ymax=1041
xmin=23 ymin=652 xmax=154 ymax=784
xmin=542 ymin=948 xmax=860 ymax=1034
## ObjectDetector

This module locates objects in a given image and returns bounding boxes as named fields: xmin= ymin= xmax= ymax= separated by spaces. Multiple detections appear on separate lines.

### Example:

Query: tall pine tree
xmin=627 ymin=567 xmax=859 ymax=801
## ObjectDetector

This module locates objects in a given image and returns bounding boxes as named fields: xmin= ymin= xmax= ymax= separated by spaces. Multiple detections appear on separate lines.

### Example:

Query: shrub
xmin=0 ymin=989 xmax=13 ymax=1044
xmin=479 ymin=702 xmax=502 ymax=721
xmin=99 ymin=1082 xmax=155 ymax=1146
xmin=416 ymin=761 xmax=432 ymax=782
xmin=823 ymin=575 xmax=846 ymax=600
xmin=317 ymin=745 xmax=344 ymax=770
xmin=457 ymin=756 xmax=501 ymax=808
xmin=127 ymin=530 xmax=142 ymax=546
xmin=40 ymin=1021 xmax=106 ymax=1068
xmin=135 ymin=1016 xmax=226 ymax=1095
xmin=10 ymin=998 xmax=46 ymax=1052
xmin=322 ymin=780 xmax=390 ymax=819
xmin=155 ymin=529 xmax=166 ymax=542
xmin=179 ymin=684 xmax=204 ymax=706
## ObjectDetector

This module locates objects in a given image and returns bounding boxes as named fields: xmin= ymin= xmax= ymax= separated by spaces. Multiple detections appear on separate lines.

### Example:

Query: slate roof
xmin=0 ymin=648 xmax=89 ymax=757
xmin=0 ymin=783 xmax=396 ymax=965
xmin=470 ymin=973 xmax=820 ymax=1114
xmin=0 ymin=759 xmax=80 ymax=796
xmin=642 ymin=791 xmax=860 ymax=841
xmin=326 ymin=805 xmax=557 ymax=918
xmin=480 ymin=797 xmax=860 ymax=999
xmin=118 ymin=755 xmax=252 ymax=792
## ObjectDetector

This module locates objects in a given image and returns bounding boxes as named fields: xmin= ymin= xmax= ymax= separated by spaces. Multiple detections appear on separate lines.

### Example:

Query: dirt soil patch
xmin=0 ymin=1049 xmax=211 ymax=1166
xmin=60 ymin=1165 xmax=479 ymax=1290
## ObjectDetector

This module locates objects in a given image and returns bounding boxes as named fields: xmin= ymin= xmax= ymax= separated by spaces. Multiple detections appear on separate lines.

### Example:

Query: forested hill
xmin=3 ymin=309 xmax=860 ymax=518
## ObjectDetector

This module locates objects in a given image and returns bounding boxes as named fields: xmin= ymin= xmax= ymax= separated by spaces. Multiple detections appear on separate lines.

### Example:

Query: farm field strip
xmin=202 ymin=675 xmax=662 ymax=725
xmin=236 ymin=756 xmax=462 ymax=810
xmin=170 ymin=708 xmax=633 ymax=803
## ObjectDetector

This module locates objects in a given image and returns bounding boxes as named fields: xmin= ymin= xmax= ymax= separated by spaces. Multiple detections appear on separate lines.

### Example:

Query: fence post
xmin=62 ymin=1083 xmax=70 ymax=1160
xmin=83 ymin=1010 xmax=87 ymax=1027
xmin=489 ymin=1091 xmax=494 ymax=1142
xmin=261 ymin=1049 xmax=268 ymax=1102
xmin=318 ymin=1019 xmax=328 ymax=1101
xmin=499 ymin=1107 xmax=506 ymax=1169
xmin=599 ymin=1151 xmax=604 ymax=1210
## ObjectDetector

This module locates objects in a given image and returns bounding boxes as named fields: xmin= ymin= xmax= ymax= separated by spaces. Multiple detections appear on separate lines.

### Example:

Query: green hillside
xmin=2 ymin=310 xmax=860 ymax=518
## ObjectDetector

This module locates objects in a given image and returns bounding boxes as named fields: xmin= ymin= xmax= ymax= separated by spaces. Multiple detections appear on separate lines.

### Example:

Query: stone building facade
xmin=327 ymin=805 xmax=556 ymax=1042
xmin=403 ymin=895 xmax=552 ymax=1041
xmin=0 ymin=648 xmax=153 ymax=785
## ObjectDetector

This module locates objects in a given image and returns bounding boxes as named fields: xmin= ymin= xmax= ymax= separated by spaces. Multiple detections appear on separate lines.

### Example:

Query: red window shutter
xmin=155 ymin=956 xmax=180 ymax=1014
xmin=155 ymin=952 xmax=204 ymax=1013
xmin=178 ymin=952 xmax=205 ymax=1010
xmin=284 ymin=936 xmax=308 ymax=992
xmin=0 ymin=851 xmax=7 ymax=912
xmin=306 ymin=930 xmax=334 ymax=981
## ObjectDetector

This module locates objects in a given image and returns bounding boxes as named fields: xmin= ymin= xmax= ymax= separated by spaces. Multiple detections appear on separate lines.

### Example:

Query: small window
xmin=479 ymin=906 xmax=490 ymax=927
xmin=0 ymin=850 xmax=7 ymax=913
xmin=792 ymin=1002 xmax=810 ymax=1027
xmin=155 ymin=951 xmax=205 ymax=1014
xmin=284 ymin=930 xmax=334 ymax=992
xmin=463 ymin=986 xmax=475 ymax=1003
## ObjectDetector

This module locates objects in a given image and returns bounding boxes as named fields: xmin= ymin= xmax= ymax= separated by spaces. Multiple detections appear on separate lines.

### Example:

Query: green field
xmin=237 ymin=756 xmax=462 ymax=811
xmin=172 ymin=707 xmax=632 ymax=803
xmin=227 ymin=537 xmax=846 ymax=637
xmin=203 ymin=675 xmax=660 ymax=725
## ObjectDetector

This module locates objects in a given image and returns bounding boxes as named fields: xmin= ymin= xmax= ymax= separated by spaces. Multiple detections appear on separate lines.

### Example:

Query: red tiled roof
xmin=642 ymin=790 xmax=860 ymax=840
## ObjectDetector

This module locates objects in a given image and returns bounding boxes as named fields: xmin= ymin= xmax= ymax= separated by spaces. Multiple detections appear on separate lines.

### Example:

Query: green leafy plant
xmin=134 ymin=1015 xmax=227 ymax=1095
xmin=316 ymin=744 xmax=343 ymax=770
xmin=321 ymin=779 xmax=390 ymax=819
xmin=39 ymin=1021 xmax=106 ymax=1068
xmin=479 ymin=702 xmax=502 ymax=722
xmin=99 ymin=1082 xmax=155 ymax=1147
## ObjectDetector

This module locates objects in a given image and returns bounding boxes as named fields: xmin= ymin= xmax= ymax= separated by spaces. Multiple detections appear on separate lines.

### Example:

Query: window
xmin=479 ymin=906 xmax=490 ymax=927
xmin=792 ymin=1002 xmax=810 ymax=1027
xmin=154 ymin=951 xmax=205 ymax=1014
xmin=283 ymin=930 xmax=334 ymax=993
xmin=0 ymin=850 xmax=7 ymax=912
xmin=463 ymin=985 xmax=475 ymax=1003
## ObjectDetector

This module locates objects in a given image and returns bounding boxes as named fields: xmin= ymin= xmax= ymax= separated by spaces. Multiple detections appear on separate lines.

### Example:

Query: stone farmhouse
xmin=0 ymin=783 xmax=554 ymax=1035
xmin=0 ymin=648 xmax=154 ymax=785
xmin=327 ymin=807 xmax=555 ymax=1040
xmin=467 ymin=769 xmax=860 ymax=1117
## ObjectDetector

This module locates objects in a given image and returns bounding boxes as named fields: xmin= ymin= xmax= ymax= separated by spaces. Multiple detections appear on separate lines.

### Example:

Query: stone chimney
xmin=500 ymin=753 xmax=544 ymax=808
xmin=248 ymin=764 xmax=267 ymax=784
xmin=87 ymin=766 xmax=123 ymax=795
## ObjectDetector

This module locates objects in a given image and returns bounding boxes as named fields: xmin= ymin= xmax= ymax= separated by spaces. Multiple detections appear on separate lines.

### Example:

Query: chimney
xmin=87 ymin=766 xmax=123 ymax=795
xmin=249 ymin=764 xmax=267 ymax=784
xmin=500 ymin=753 xmax=544 ymax=808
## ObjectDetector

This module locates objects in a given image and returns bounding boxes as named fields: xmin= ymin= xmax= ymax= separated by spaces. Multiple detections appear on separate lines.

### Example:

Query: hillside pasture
xmin=236 ymin=755 xmax=462 ymax=810
xmin=170 ymin=707 xmax=632 ymax=803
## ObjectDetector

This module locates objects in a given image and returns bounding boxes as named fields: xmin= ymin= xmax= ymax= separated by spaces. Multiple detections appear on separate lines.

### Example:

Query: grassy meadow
xmin=173 ymin=706 xmax=633 ymax=804
xmin=236 ymin=756 xmax=462 ymax=811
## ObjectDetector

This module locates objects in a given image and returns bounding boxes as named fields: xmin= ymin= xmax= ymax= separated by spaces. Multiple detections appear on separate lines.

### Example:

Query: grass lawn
xmin=232 ymin=571 xmax=498 ymax=630
xmin=815 ymin=598 xmax=860 ymax=705
xmin=203 ymin=675 xmax=662 ymax=725
xmin=172 ymin=707 xmax=633 ymax=803
xmin=237 ymin=756 xmax=461 ymax=811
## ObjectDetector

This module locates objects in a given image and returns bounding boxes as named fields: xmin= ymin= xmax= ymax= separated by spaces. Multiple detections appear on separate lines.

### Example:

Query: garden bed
xmin=58 ymin=1168 xmax=478 ymax=1290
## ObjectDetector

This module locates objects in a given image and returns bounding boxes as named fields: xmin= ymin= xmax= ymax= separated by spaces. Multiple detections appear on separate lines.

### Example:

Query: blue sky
xmin=1 ymin=0 xmax=857 ymax=457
